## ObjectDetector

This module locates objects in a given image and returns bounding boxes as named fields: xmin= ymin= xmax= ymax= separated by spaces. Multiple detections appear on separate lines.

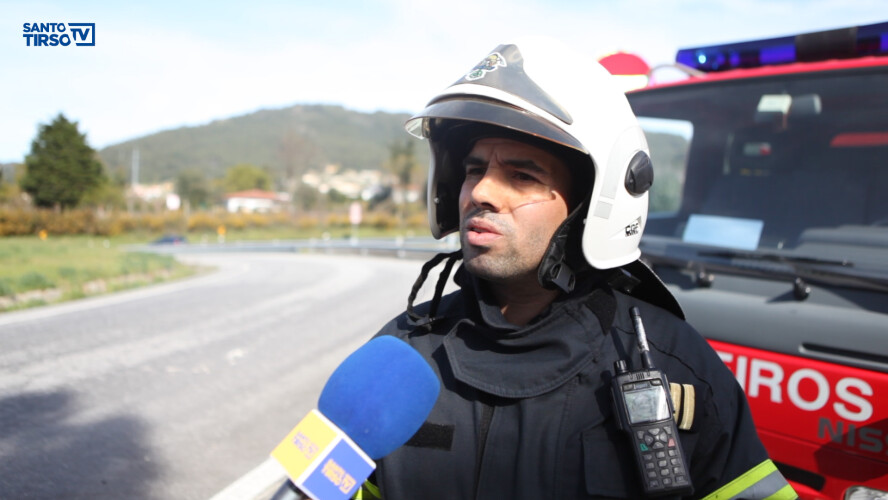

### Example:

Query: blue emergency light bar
xmin=676 ymin=21 xmax=888 ymax=72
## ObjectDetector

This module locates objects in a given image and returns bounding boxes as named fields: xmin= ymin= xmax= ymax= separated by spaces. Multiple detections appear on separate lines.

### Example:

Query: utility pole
xmin=131 ymin=148 xmax=140 ymax=186
xmin=127 ymin=148 xmax=140 ymax=213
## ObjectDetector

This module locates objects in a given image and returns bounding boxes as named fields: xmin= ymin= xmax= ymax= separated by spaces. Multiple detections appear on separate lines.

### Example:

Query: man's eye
xmin=465 ymin=166 xmax=485 ymax=176
xmin=514 ymin=172 xmax=540 ymax=182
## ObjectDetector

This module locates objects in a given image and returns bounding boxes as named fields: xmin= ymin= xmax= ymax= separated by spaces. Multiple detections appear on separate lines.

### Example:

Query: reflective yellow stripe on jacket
xmin=353 ymin=461 xmax=794 ymax=499
xmin=702 ymin=459 xmax=797 ymax=500
xmin=352 ymin=479 xmax=382 ymax=500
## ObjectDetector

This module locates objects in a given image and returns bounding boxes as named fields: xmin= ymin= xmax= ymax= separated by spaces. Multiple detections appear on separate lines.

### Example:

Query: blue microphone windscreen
xmin=318 ymin=335 xmax=440 ymax=459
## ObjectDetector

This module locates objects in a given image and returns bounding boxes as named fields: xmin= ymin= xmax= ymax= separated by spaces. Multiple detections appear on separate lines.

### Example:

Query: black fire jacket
xmin=369 ymin=266 xmax=793 ymax=500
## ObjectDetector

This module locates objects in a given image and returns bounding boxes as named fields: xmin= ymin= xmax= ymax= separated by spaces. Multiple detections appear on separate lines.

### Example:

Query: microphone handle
xmin=269 ymin=479 xmax=310 ymax=500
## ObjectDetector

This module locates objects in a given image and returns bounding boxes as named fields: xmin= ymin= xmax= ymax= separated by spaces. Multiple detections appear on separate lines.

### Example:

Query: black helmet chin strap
xmin=407 ymin=250 xmax=463 ymax=330
xmin=537 ymin=201 xmax=588 ymax=294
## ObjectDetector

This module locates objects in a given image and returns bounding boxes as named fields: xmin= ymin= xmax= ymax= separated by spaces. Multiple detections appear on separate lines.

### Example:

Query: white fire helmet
xmin=406 ymin=37 xmax=653 ymax=275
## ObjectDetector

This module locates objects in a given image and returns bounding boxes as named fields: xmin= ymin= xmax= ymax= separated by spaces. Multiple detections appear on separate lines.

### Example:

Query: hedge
xmin=0 ymin=208 xmax=426 ymax=237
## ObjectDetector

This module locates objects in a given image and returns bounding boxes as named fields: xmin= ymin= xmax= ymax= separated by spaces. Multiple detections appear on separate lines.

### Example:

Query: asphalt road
xmin=0 ymin=252 xmax=436 ymax=500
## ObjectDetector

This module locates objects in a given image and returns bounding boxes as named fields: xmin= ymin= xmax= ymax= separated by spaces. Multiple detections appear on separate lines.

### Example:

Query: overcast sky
xmin=2 ymin=0 xmax=885 ymax=162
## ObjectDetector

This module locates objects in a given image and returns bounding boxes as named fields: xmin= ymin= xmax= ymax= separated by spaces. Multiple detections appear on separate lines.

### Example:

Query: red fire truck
xmin=613 ymin=22 xmax=888 ymax=500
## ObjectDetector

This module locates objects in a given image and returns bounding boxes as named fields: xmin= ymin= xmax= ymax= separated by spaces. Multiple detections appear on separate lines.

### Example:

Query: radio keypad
xmin=637 ymin=425 xmax=689 ymax=489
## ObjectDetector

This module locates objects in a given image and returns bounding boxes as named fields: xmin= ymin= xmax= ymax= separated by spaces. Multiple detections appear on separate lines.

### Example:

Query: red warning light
xmin=599 ymin=52 xmax=651 ymax=76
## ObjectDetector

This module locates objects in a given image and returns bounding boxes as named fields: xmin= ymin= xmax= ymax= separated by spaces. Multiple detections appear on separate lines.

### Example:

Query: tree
xmin=176 ymin=168 xmax=212 ymax=208
xmin=21 ymin=113 xmax=106 ymax=209
xmin=387 ymin=139 xmax=420 ymax=190
xmin=294 ymin=182 xmax=320 ymax=211
xmin=81 ymin=177 xmax=126 ymax=209
xmin=222 ymin=163 xmax=273 ymax=193
xmin=0 ymin=163 xmax=25 ymax=206
xmin=278 ymin=129 xmax=319 ymax=194
xmin=385 ymin=139 xmax=422 ymax=226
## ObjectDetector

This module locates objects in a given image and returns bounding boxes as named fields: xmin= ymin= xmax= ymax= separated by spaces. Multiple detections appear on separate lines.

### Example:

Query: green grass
xmin=187 ymin=225 xmax=430 ymax=243
xmin=0 ymin=226 xmax=430 ymax=312
xmin=0 ymin=234 xmax=198 ymax=311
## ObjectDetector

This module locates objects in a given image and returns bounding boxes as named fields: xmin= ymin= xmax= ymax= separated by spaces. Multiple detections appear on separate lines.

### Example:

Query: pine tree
xmin=21 ymin=113 xmax=106 ymax=209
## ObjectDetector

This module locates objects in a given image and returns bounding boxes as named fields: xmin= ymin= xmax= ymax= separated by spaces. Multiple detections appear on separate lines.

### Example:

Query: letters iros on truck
xmin=611 ymin=21 xmax=888 ymax=500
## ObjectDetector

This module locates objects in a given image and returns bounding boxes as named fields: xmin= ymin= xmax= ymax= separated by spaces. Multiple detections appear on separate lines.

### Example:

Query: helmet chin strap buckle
xmin=546 ymin=262 xmax=576 ymax=293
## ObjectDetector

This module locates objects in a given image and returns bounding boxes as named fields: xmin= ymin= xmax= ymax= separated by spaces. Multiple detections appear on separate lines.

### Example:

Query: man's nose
xmin=468 ymin=169 xmax=507 ymax=212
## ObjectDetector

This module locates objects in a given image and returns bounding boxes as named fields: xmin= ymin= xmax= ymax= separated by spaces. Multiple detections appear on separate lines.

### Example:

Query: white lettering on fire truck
xmin=716 ymin=351 xmax=874 ymax=422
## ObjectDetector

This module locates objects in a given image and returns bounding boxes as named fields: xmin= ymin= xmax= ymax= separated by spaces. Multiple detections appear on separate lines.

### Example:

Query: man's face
xmin=459 ymin=137 xmax=572 ymax=285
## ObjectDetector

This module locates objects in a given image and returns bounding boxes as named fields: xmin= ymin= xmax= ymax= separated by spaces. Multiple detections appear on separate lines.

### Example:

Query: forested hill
xmin=96 ymin=102 xmax=686 ymax=190
xmin=97 ymin=104 xmax=426 ymax=184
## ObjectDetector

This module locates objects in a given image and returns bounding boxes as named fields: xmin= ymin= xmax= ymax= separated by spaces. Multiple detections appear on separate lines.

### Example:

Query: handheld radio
xmin=611 ymin=307 xmax=693 ymax=497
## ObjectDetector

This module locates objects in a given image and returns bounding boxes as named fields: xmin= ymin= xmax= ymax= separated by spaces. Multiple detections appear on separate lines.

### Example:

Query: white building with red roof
xmin=224 ymin=189 xmax=291 ymax=213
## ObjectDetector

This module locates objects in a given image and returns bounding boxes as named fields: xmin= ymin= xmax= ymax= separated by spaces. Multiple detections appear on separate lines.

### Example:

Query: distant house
xmin=225 ymin=189 xmax=290 ymax=213
xmin=129 ymin=182 xmax=181 ymax=211
xmin=130 ymin=182 xmax=175 ymax=202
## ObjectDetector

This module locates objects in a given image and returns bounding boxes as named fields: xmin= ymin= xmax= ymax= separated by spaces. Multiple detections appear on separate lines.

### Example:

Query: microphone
xmin=270 ymin=335 xmax=440 ymax=500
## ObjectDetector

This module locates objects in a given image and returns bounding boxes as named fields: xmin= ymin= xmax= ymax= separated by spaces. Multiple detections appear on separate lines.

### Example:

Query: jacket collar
xmin=442 ymin=268 xmax=613 ymax=398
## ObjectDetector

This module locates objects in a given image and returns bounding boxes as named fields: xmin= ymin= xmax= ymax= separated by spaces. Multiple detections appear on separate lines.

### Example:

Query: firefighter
xmin=358 ymin=37 xmax=796 ymax=500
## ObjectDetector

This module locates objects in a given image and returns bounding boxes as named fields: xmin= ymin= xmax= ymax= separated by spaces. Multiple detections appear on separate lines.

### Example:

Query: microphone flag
xmin=271 ymin=409 xmax=375 ymax=500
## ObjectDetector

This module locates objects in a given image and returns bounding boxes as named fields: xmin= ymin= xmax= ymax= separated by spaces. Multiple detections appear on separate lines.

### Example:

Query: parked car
xmin=151 ymin=234 xmax=187 ymax=245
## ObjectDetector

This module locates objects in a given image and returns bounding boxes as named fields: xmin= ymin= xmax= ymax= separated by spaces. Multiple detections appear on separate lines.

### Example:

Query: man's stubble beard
xmin=459 ymin=213 xmax=551 ymax=285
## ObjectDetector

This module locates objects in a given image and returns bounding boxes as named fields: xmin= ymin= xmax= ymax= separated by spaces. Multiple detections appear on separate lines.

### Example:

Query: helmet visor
xmin=406 ymin=98 xmax=587 ymax=155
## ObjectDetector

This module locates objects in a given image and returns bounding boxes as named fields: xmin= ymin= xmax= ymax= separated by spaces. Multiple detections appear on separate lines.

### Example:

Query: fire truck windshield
xmin=630 ymin=66 xmax=888 ymax=282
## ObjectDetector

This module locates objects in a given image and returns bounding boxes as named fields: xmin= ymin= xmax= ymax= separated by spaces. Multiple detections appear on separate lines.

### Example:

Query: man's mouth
xmin=464 ymin=218 xmax=502 ymax=246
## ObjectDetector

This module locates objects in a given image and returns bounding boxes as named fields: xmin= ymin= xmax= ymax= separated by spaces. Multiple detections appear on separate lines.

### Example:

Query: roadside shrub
xmin=0 ymin=209 xmax=188 ymax=236
xmin=244 ymin=212 xmax=271 ymax=227
xmin=91 ymin=215 xmax=122 ymax=236
xmin=0 ymin=210 xmax=35 ymax=236
xmin=364 ymin=212 xmax=398 ymax=230
xmin=225 ymin=213 xmax=248 ymax=230
xmin=295 ymin=215 xmax=319 ymax=230
xmin=325 ymin=214 xmax=350 ymax=228
xmin=0 ymin=207 xmax=426 ymax=237
xmin=267 ymin=212 xmax=293 ymax=227
xmin=40 ymin=210 xmax=93 ymax=235
xmin=162 ymin=212 xmax=185 ymax=232
xmin=405 ymin=212 xmax=429 ymax=229
xmin=187 ymin=212 xmax=221 ymax=232
xmin=117 ymin=213 xmax=140 ymax=232
xmin=138 ymin=213 xmax=167 ymax=232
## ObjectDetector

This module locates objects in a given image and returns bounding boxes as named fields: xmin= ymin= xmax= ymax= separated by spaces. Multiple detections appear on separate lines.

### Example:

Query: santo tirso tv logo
xmin=22 ymin=22 xmax=95 ymax=46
